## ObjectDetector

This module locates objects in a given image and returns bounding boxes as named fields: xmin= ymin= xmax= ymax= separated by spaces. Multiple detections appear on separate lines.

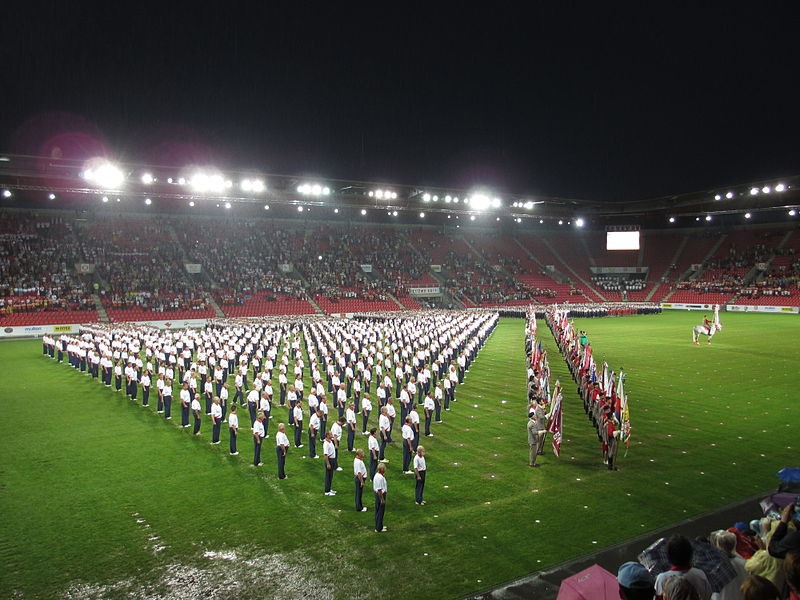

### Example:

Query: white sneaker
xmin=360 ymin=507 xmax=368 ymax=512
xmin=336 ymin=467 xmax=343 ymax=471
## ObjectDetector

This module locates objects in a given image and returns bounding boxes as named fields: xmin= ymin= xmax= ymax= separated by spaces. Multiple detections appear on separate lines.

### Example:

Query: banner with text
xmin=1 ymin=323 xmax=79 ymax=338
xmin=726 ymin=304 xmax=799 ymax=314
xmin=360 ymin=264 xmax=373 ymax=273
xmin=75 ymin=263 xmax=96 ymax=274
xmin=589 ymin=266 xmax=649 ymax=274
xmin=408 ymin=287 xmax=441 ymax=297
xmin=184 ymin=263 xmax=202 ymax=274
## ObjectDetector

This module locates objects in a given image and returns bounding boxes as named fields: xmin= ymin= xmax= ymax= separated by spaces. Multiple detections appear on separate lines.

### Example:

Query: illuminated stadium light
xmin=669 ymin=217 xmax=675 ymax=223
xmin=789 ymin=209 xmax=797 ymax=216
xmin=226 ymin=180 xmax=233 ymax=189
xmin=2 ymin=189 xmax=11 ymax=198
xmin=419 ymin=212 xmax=425 ymax=218
xmin=141 ymin=172 xmax=154 ymax=184
xmin=318 ymin=255 xmax=323 ymax=260
xmin=470 ymin=194 xmax=491 ymax=211
xmin=83 ymin=160 xmax=125 ymax=188
xmin=334 ymin=208 xmax=339 ymax=214
xmin=453 ymin=197 xmax=459 ymax=203
xmin=750 ymin=187 xmax=760 ymax=195
xmin=575 ymin=218 xmax=585 ymax=227
xmin=145 ymin=198 xmax=152 ymax=205
xmin=705 ymin=215 xmax=712 ymax=221
xmin=524 ymin=201 xmax=534 ymax=210
xmin=714 ymin=194 xmax=722 ymax=201
xmin=558 ymin=220 xmax=563 ymax=225
xmin=492 ymin=198 xmax=502 ymax=209
xmin=392 ymin=211 xmax=398 ymax=216
xmin=371 ymin=189 xmax=398 ymax=200
xmin=189 ymin=201 xmax=195 ymax=207
xmin=167 ymin=178 xmax=173 ymax=184
xmin=539 ymin=219 xmax=543 ymax=224
xmin=264 ymin=204 xmax=270 ymax=210
xmin=775 ymin=183 xmax=786 ymax=192
xmin=241 ymin=179 xmax=253 ymax=191
xmin=470 ymin=215 xmax=476 ymax=221
xmin=515 ymin=218 xmax=522 ymax=223
xmin=422 ymin=193 xmax=431 ymax=202
xmin=297 ymin=206 xmax=304 ymax=212
xmin=361 ymin=209 xmax=367 ymax=215
xmin=432 ymin=195 xmax=439 ymax=202
xmin=101 ymin=196 xmax=108 ymax=203
xmin=445 ymin=195 xmax=452 ymax=203
xmin=192 ymin=172 xmax=226 ymax=194
xmin=762 ymin=186 xmax=771 ymax=194
xmin=463 ymin=196 xmax=470 ymax=205
xmin=726 ymin=191 xmax=735 ymax=199
xmin=250 ymin=179 xmax=265 ymax=193
xmin=178 ymin=177 xmax=186 ymax=185
xmin=298 ymin=183 xmax=330 ymax=197
xmin=496 ymin=217 xmax=500 ymax=221
xmin=48 ymin=193 xmax=56 ymax=200
xmin=744 ymin=212 xmax=751 ymax=219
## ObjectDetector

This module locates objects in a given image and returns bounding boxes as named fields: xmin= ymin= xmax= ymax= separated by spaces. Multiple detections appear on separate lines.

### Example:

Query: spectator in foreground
xmin=746 ymin=519 xmax=792 ymax=589
xmin=654 ymin=535 xmax=712 ymax=600
xmin=786 ymin=552 xmax=800 ymax=600
xmin=769 ymin=503 xmax=800 ymax=559
xmin=663 ymin=576 xmax=700 ymax=600
xmin=739 ymin=575 xmax=780 ymax=600
xmin=711 ymin=530 xmax=747 ymax=600
xmin=617 ymin=561 xmax=655 ymax=600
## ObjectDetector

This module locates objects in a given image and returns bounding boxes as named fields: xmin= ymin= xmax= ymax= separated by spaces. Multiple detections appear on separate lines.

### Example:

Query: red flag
xmin=548 ymin=390 xmax=563 ymax=457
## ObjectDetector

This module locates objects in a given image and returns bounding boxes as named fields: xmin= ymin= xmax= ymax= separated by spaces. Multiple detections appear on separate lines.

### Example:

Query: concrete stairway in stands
xmin=386 ymin=293 xmax=408 ymax=310
xmin=92 ymin=294 xmax=110 ymax=323
xmin=645 ymin=234 xmax=689 ymax=302
xmin=206 ymin=295 xmax=225 ymax=318
xmin=540 ymin=237 xmax=606 ymax=301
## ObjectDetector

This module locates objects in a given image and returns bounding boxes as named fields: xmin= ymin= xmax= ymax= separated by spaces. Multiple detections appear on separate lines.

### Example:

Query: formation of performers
xmin=542 ymin=306 xmax=632 ymax=471
xmin=41 ymin=310 xmax=498 ymax=532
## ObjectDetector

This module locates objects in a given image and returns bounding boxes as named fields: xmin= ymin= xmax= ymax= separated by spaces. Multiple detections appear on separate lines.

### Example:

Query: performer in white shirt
xmin=413 ymin=445 xmax=427 ymax=505
xmin=252 ymin=415 xmax=265 ymax=466
xmin=373 ymin=463 xmax=388 ymax=532
xmin=353 ymin=449 xmax=368 ymax=512
xmin=323 ymin=432 xmax=336 ymax=495
xmin=275 ymin=423 xmax=290 ymax=479
xmin=228 ymin=405 xmax=239 ymax=455
xmin=210 ymin=396 xmax=222 ymax=444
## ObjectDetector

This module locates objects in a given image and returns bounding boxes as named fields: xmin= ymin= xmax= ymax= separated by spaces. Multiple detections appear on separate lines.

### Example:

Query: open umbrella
xmin=777 ymin=468 xmax=800 ymax=483
xmin=638 ymin=537 xmax=737 ymax=593
xmin=760 ymin=492 xmax=797 ymax=516
xmin=557 ymin=564 xmax=619 ymax=600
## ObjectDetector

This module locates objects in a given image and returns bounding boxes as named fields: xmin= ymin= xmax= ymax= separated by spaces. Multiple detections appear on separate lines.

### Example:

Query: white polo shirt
xmin=373 ymin=472 xmax=387 ymax=494
xmin=275 ymin=430 xmax=290 ymax=448
xmin=413 ymin=454 xmax=426 ymax=472
xmin=354 ymin=457 xmax=367 ymax=479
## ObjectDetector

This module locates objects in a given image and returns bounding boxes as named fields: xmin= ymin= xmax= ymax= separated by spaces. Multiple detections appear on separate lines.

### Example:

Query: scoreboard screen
xmin=606 ymin=231 xmax=640 ymax=250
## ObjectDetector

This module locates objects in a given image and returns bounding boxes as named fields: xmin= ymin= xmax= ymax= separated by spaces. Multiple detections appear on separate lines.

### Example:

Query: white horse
xmin=692 ymin=322 xmax=722 ymax=345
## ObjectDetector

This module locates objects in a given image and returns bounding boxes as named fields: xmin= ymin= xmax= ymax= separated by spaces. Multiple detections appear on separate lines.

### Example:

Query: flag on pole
xmin=618 ymin=370 xmax=631 ymax=452
xmin=548 ymin=383 xmax=563 ymax=457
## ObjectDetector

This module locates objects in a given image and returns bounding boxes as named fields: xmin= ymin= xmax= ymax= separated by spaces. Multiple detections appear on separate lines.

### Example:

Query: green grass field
xmin=0 ymin=312 xmax=797 ymax=599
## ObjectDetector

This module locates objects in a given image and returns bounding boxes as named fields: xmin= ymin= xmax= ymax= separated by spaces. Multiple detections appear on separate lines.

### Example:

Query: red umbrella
xmin=557 ymin=564 xmax=620 ymax=600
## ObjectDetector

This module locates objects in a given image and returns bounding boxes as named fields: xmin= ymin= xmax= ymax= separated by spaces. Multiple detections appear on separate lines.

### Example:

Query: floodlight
xmin=492 ymin=198 xmax=501 ymax=208
xmin=141 ymin=173 xmax=154 ymax=184
xmin=167 ymin=178 xmax=173 ymax=184
xmin=539 ymin=219 xmax=543 ymax=224
xmin=744 ymin=212 xmax=751 ymax=219
xmin=251 ymin=179 xmax=265 ymax=193
xmin=419 ymin=212 xmax=425 ymax=218
xmin=241 ymin=179 xmax=253 ymax=191
xmin=669 ymin=217 xmax=675 ymax=223
xmin=322 ymin=187 xmax=330 ymax=195
xmin=369 ymin=191 xmax=374 ymax=197
xmin=496 ymin=217 xmax=500 ymax=221
xmin=264 ymin=204 xmax=270 ymax=210
xmin=726 ymin=191 xmax=734 ymax=199
xmin=334 ymin=208 xmax=339 ymax=214
xmin=318 ymin=255 xmax=323 ymax=260
xmin=189 ymin=201 xmax=195 ymax=207
xmin=775 ymin=183 xmax=786 ymax=192
xmin=298 ymin=206 xmax=304 ymax=212
xmin=470 ymin=215 xmax=476 ymax=221
xmin=575 ymin=218 xmax=585 ymax=227
xmin=84 ymin=161 xmax=125 ymax=188
xmin=48 ymin=193 xmax=56 ymax=200
xmin=453 ymin=197 xmax=459 ymax=203
xmin=445 ymin=195 xmax=451 ymax=203
xmin=145 ymin=198 xmax=152 ymax=205
xmin=422 ymin=193 xmax=431 ymax=202
xmin=714 ymin=194 xmax=721 ymax=201
xmin=224 ymin=202 xmax=231 ymax=209
xmin=705 ymin=215 xmax=712 ymax=221
xmin=516 ymin=218 xmax=522 ymax=223
xmin=470 ymin=194 xmax=491 ymax=211
xmin=789 ymin=209 xmax=797 ymax=216
xmin=1 ymin=189 xmax=11 ymax=198
xmin=376 ymin=190 xmax=384 ymax=199
xmin=226 ymin=180 xmax=233 ymax=188
xmin=101 ymin=196 xmax=108 ymax=203
xmin=392 ymin=211 xmax=398 ymax=216
xmin=178 ymin=177 xmax=186 ymax=185
xmin=524 ymin=201 xmax=534 ymax=210
xmin=750 ymin=187 xmax=759 ymax=195
xmin=558 ymin=220 xmax=563 ymax=225
xmin=361 ymin=209 xmax=367 ymax=215
xmin=432 ymin=195 xmax=438 ymax=202
xmin=312 ymin=185 xmax=322 ymax=196
xmin=762 ymin=186 xmax=771 ymax=194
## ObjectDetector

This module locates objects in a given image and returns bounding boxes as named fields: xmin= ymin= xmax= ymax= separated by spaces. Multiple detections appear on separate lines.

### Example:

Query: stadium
xmin=2 ymin=5 xmax=799 ymax=600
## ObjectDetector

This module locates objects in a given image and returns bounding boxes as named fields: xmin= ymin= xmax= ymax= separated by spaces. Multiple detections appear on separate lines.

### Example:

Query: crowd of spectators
xmin=613 ymin=499 xmax=799 ymax=600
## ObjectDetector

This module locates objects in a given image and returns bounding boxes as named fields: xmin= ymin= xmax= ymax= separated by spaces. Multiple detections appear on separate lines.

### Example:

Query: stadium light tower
xmin=83 ymin=159 xmax=125 ymax=189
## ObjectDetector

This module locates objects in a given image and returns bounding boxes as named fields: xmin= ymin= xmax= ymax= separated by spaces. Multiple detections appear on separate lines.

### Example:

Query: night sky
xmin=2 ymin=3 xmax=799 ymax=203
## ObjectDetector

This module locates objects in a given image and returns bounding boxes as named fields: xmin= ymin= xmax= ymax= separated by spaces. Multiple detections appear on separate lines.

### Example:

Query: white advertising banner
xmin=726 ymin=304 xmax=799 ymax=314
xmin=589 ymin=266 xmax=649 ymax=274
xmin=184 ymin=263 xmax=202 ymax=274
xmin=408 ymin=287 xmax=441 ymax=297
xmin=360 ymin=264 xmax=373 ymax=273
xmin=1 ymin=323 xmax=79 ymax=338
xmin=661 ymin=302 xmax=721 ymax=311
xmin=75 ymin=263 xmax=96 ymax=274
xmin=430 ymin=265 xmax=442 ymax=272
xmin=278 ymin=263 xmax=293 ymax=273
